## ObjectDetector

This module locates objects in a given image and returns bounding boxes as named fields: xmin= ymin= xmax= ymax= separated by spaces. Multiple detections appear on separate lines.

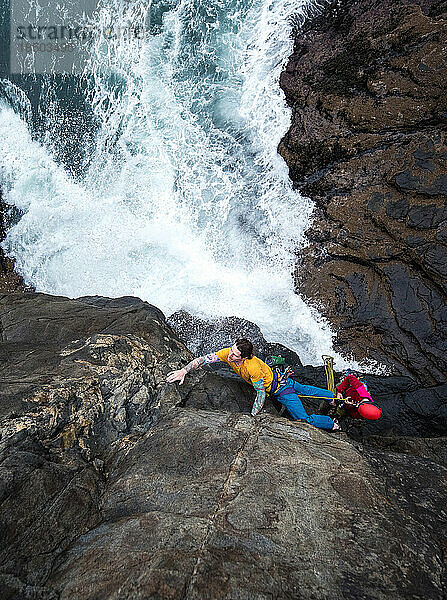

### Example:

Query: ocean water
xmin=0 ymin=0 xmax=360 ymax=368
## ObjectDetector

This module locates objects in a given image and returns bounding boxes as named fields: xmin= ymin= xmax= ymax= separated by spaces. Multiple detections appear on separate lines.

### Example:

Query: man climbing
xmin=166 ymin=338 xmax=340 ymax=431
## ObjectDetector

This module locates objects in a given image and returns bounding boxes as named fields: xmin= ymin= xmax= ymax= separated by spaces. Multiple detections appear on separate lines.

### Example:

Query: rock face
xmin=168 ymin=310 xmax=303 ymax=367
xmin=46 ymin=411 xmax=447 ymax=600
xmin=0 ymin=193 xmax=29 ymax=292
xmin=279 ymin=0 xmax=447 ymax=385
xmin=1 ymin=292 xmax=446 ymax=599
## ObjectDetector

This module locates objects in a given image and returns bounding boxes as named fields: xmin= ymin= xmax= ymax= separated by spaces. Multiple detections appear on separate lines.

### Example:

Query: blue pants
xmin=275 ymin=378 xmax=335 ymax=430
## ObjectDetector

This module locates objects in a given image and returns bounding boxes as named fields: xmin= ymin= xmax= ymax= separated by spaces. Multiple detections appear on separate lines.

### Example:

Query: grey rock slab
xmin=45 ymin=411 xmax=446 ymax=600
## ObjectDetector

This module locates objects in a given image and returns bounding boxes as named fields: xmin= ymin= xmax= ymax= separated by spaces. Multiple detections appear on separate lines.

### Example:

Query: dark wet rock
xmin=406 ymin=235 xmax=427 ymax=248
xmin=0 ymin=292 xmax=446 ymax=599
xmin=0 ymin=193 xmax=30 ymax=292
xmin=356 ymin=435 xmax=447 ymax=466
xmin=386 ymin=197 xmax=410 ymax=221
xmin=168 ymin=309 xmax=303 ymax=367
xmin=407 ymin=204 xmax=439 ymax=228
xmin=279 ymin=0 xmax=447 ymax=385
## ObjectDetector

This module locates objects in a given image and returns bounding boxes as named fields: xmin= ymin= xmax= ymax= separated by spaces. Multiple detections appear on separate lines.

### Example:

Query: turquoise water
xmin=0 ymin=0 xmax=360 ymax=367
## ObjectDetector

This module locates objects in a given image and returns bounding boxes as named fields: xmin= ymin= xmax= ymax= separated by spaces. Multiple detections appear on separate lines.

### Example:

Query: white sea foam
xmin=0 ymin=0 xmax=370 ymax=369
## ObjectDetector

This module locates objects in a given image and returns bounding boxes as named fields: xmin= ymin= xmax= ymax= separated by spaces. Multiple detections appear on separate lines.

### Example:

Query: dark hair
xmin=235 ymin=338 xmax=253 ymax=359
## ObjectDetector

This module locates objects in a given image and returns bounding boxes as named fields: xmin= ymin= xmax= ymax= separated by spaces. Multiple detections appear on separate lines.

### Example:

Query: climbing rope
xmin=322 ymin=355 xmax=336 ymax=395
xmin=272 ymin=356 xmax=338 ymax=417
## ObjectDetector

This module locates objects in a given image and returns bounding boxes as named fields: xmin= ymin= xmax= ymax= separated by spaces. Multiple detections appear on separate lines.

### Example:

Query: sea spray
xmin=0 ymin=0 xmax=362 ymax=368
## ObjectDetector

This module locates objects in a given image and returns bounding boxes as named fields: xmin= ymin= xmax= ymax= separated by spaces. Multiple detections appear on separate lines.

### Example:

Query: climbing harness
xmin=266 ymin=360 xmax=292 ymax=416
xmin=265 ymin=355 xmax=346 ymax=426
xmin=268 ymin=363 xmax=332 ymax=401
xmin=266 ymin=355 xmax=337 ymax=401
